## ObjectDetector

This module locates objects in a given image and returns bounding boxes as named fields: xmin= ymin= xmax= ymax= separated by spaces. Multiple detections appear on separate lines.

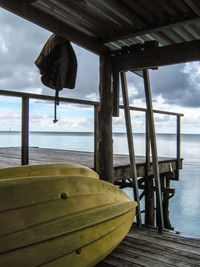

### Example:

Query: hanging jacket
xmin=35 ymin=34 xmax=77 ymax=91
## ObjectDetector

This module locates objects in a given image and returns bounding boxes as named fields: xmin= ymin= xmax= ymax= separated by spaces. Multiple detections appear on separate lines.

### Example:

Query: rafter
xmin=184 ymin=0 xmax=200 ymax=16
xmin=103 ymin=16 xmax=200 ymax=43
xmin=111 ymin=39 xmax=200 ymax=72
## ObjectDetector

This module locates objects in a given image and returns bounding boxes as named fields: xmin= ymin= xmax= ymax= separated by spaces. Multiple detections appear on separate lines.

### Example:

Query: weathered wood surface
xmin=143 ymin=69 xmax=164 ymax=230
xmin=98 ymin=55 xmax=114 ymax=183
xmin=111 ymin=40 xmax=200 ymax=72
xmin=21 ymin=97 xmax=29 ymax=165
xmin=120 ymin=72 xmax=141 ymax=226
xmin=97 ymin=226 xmax=200 ymax=267
xmin=0 ymin=147 xmax=182 ymax=181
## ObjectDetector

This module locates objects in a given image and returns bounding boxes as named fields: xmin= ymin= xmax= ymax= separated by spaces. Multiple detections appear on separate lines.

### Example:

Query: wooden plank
xmin=103 ymin=16 xmax=200 ymax=43
xmin=135 ymin=227 xmax=200 ymax=248
xmin=120 ymin=72 xmax=142 ymax=226
xmin=98 ymin=226 xmax=200 ymax=266
xmin=143 ymin=69 xmax=164 ymax=230
xmin=128 ymin=228 xmax=200 ymax=254
xmin=94 ymin=105 xmax=99 ymax=172
xmin=118 ymin=242 xmax=197 ymax=267
xmin=176 ymin=115 xmax=181 ymax=177
xmin=184 ymin=0 xmax=200 ymax=16
xmin=145 ymin=111 xmax=154 ymax=226
xmin=21 ymin=97 xmax=29 ymax=165
xmin=0 ymin=0 xmax=107 ymax=55
xmin=112 ymin=72 xmax=119 ymax=117
xmin=98 ymin=55 xmax=114 ymax=183
xmin=120 ymin=237 xmax=200 ymax=265
xmin=124 ymin=235 xmax=200 ymax=258
xmin=111 ymin=248 xmax=170 ymax=267
xmin=99 ymin=255 xmax=141 ymax=267
xmin=111 ymin=39 xmax=200 ymax=72
xmin=0 ymin=89 xmax=184 ymax=117
xmin=96 ymin=261 xmax=115 ymax=267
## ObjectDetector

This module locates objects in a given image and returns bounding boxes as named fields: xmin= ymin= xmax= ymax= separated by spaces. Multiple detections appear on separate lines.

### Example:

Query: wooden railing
xmin=0 ymin=89 xmax=183 ymax=171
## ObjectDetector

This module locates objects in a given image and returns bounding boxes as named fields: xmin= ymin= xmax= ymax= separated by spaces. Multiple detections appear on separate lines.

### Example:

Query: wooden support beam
xmin=143 ymin=69 xmax=164 ymax=231
xmin=145 ymin=112 xmax=155 ymax=226
xmin=94 ymin=105 xmax=99 ymax=172
xmin=98 ymin=55 xmax=114 ymax=183
xmin=21 ymin=97 xmax=29 ymax=165
xmin=120 ymin=72 xmax=142 ymax=227
xmin=0 ymin=0 xmax=107 ymax=55
xmin=112 ymin=40 xmax=200 ymax=72
xmin=112 ymin=72 xmax=119 ymax=117
xmin=176 ymin=115 xmax=181 ymax=180
xmin=162 ymin=174 xmax=174 ymax=230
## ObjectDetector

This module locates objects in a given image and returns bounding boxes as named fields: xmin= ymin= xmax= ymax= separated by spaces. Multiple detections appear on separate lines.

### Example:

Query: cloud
xmin=0 ymin=8 xmax=51 ymax=93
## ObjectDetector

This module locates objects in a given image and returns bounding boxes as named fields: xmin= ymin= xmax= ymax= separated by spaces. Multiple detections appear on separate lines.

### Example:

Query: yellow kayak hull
xmin=0 ymin=164 xmax=137 ymax=267
xmin=0 ymin=162 xmax=99 ymax=180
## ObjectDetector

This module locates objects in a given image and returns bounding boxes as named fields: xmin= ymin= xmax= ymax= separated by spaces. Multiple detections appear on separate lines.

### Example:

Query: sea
xmin=0 ymin=131 xmax=200 ymax=237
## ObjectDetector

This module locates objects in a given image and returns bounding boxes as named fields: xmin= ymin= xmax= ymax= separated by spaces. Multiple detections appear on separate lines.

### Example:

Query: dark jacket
xmin=35 ymin=34 xmax=77 ymax=91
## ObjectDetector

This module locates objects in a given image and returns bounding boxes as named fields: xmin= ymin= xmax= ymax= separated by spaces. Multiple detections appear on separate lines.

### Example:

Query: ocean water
xmin=0 ymin=131 xmax=199 ymax=236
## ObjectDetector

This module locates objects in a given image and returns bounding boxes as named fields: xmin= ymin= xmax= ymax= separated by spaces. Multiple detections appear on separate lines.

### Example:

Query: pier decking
xmin=0 ymin=147 xmax=182 ymax=181
xmin=97 ymin=226 xmax=200 ymax=267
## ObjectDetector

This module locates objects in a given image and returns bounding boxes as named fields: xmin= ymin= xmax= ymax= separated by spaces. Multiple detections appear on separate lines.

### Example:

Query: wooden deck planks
xmin=0 ymin=147 xmax=181 ymax=180
xmin=97 ymin=226 xmax=200 ymax=267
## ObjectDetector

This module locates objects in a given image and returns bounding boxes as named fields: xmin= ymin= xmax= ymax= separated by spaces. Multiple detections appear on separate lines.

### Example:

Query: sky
xmin=0 ymin=8 xmax=200 ymax=133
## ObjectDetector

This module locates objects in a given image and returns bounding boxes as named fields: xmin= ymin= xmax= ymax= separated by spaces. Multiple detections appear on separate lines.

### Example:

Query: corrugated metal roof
xmin=1 ymin=0 xmax=200 ymax=54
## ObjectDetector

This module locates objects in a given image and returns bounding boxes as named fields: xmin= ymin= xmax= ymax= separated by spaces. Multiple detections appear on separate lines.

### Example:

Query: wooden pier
xmin=97 ymin=225 xmax=200 ymax=267
xmin=0 ymin=147 xmax=182 ymax=181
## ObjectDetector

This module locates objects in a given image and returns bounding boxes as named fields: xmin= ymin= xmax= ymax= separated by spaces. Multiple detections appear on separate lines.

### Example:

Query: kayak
xmin=0 ymin=163 xmax=137 ymax=267
xmin=0 ymin=162 xmax=99 ymax=180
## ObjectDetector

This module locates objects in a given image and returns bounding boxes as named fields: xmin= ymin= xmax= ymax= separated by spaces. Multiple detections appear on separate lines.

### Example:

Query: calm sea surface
xmin=0 ymin=131 xmax=199 ymax=236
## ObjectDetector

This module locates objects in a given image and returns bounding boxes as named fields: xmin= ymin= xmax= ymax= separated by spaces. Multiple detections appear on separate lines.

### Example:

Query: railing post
xmin=145 ymin=111 xmax=155 ymax=226
xmin=21 ymin=97 xmax=29 ymax=165
xmin=176 ymin=115 xmax=181 ymax=180
xmin=94 ymin=105 xmax=99 ymax=172
xmin=145 ymin=111 xmax=151 ymax=173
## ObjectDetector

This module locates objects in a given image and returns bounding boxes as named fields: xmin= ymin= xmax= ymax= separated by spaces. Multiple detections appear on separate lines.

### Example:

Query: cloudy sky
xmin=0 ymin=7 xmax=200 ymax=133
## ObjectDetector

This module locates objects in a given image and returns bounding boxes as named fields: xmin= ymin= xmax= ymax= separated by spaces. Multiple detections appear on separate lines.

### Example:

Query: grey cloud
xmin=125 ymin=63 xmax=200 ymax=108
xmin=0 ymin=8 xmax=50 ymax=92
xmin=149 ymin=64 xmax=200 ymax=108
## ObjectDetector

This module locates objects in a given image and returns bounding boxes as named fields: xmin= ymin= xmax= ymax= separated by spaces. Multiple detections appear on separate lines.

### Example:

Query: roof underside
xmin=1 ymin=0 xmax=200 ymax=67
xmin=34 ymin=0 xmax=200 ymax=49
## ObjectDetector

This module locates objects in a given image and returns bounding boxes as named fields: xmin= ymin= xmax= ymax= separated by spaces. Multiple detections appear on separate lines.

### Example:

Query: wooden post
xmin=98 ymin=55 xmax=114 ymax=183
xmin=112 ymin=72 xmax=119 ymax=117
xmin=120 ymin=72 xmax=142 ymax=227
xmin=94 ymin=105 xmax=99 ymax=172
xmin=145 ymin=111 xmax=151 ymax=174
xmin=21 ymin=97 xmax=29 ymax=165
xmin=162 ymin=174 xmax=173 ymax=229
xmin=176 ymin=115 xmax=181 ymax=180
xmin=145 ymin=111 xmax=155 ymax=226
xmin=143 ymin=69 xmax=164 ymax=231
